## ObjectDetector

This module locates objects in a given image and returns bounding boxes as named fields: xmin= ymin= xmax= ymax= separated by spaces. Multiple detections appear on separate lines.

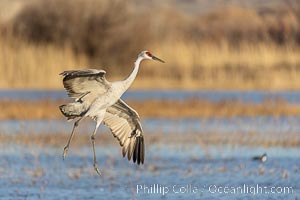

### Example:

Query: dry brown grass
xmin=132 ymin=99 xmax=300 ymax=118
xmin=0 ymin=0 xmax=300 ymax=90
xmin=1 ymin=131 xmax=299 ymax=148
xmin=0 ymin=36 xmax=88 ymax=88
xmin=0 ymin=99 xmax=62 ymax=120
xmin=140 ymin=42 xmax=300 ymax=90
xmin=0 ymin=99 xmax=299 ymax=120
xmin=0 ymin=35 xmax=299 ymax=90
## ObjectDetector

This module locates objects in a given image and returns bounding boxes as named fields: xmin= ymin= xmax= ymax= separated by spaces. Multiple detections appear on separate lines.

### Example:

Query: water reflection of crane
xmin=59 ymin=51 xmax=164 ymax=175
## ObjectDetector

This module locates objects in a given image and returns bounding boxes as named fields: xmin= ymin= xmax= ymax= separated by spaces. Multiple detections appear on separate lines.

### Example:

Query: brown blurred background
xmin=0 ymin=0 xmax=300 ymax=90
xmin=0 ymin=3 xmax=300 ymax=195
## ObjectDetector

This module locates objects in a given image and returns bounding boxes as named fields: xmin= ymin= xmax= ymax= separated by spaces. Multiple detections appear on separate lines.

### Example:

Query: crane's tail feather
xmin=59 ymin=103 xmax=86 ymax=120
xmin=132 ymin=136 xmax=144 ymax=165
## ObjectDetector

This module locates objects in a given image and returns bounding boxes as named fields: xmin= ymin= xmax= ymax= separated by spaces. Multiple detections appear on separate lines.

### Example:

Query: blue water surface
xmin=0 ymin=144 xmax=298 ymax=200
xmin=0 ymin=89 xmax=299 ymax=199
xmin=0 ymin=90 xmax=299 ymax=103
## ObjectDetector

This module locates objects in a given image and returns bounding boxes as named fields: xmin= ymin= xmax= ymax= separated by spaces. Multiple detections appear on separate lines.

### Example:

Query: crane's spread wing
xmin=103 ymin=99 xmax=144 ymax=165
xmin=60 ymin=69 xmax=111 ymax=102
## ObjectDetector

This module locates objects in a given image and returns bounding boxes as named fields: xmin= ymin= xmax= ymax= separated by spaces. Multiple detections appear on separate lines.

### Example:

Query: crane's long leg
xmin=91 ymin=121 xmax=101 ymax=175
xmin=63 ymin=118 xmax=82 ymax=160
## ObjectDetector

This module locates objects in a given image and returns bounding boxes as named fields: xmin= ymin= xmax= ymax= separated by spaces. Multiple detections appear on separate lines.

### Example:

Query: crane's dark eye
xmin=146 ymin=51 xmax=152 ymax=57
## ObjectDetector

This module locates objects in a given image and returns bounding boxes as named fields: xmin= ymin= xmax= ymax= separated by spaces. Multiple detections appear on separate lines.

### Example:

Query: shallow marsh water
xmin=0 ymin=90 xmax=299 ymax=199
xmin=0 ymin=144 xmax=299 ymax=199
xmin=0 ymin=90 xmax=300 ymax=103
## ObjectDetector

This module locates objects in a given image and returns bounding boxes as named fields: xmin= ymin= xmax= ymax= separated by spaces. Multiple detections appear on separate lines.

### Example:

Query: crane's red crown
xmin=146 ymin=51 xmax=152 ymax=57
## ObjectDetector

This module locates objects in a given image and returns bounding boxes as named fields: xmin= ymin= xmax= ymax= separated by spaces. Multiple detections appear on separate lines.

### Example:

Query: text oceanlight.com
xmin=136 ymin=184 xmax=293 ymax=196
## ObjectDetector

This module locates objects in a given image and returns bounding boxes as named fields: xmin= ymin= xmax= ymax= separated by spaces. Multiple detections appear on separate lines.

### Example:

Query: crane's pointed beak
xmin=152 ymin=55 xmax=165 ymax=63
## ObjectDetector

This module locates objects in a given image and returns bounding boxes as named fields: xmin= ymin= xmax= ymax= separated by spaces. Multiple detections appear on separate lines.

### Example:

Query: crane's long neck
xmin=122 ymin=56 xmax=143 ymax=91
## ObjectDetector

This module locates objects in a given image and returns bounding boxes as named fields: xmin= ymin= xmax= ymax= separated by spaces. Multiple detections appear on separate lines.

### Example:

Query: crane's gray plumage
xmin=59 ymin=69 xmax=111 ymax=120
xmin=59 ymin=51 xmax=164 ymax=175
xmin=61 ymin=69 xmax=110 ymax=101
xmin=104 ymin=99 xmax=144 ymax=164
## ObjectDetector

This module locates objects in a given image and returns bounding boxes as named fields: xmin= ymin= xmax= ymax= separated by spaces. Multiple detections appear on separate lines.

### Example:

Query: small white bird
xmin=59 ymin=51 xmax=164 ymax=175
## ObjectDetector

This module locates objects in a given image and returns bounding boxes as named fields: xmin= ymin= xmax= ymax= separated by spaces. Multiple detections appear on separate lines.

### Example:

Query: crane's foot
xmin=94 ymin=163 xmax=102 ymax=176
xmin=63 ymin=146 xmax=69 ymax=160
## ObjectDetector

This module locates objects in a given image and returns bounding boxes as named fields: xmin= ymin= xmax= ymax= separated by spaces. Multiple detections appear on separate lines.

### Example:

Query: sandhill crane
xmin=59 ymin=51 xmax=164 ymax=175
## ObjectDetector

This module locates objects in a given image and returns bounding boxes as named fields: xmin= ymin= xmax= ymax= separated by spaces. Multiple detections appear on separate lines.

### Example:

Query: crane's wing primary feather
xmin=103 ymin=99 xmax=144 ymax=165
xmin=60 ymin=69 xmax=111 ymax=103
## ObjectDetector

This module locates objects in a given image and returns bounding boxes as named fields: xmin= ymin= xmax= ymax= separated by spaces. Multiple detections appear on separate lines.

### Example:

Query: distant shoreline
xmin=0 ymin=98 xmax=299 ymax=120
xmin=1 ymin=131 xmax=299 ymax=148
